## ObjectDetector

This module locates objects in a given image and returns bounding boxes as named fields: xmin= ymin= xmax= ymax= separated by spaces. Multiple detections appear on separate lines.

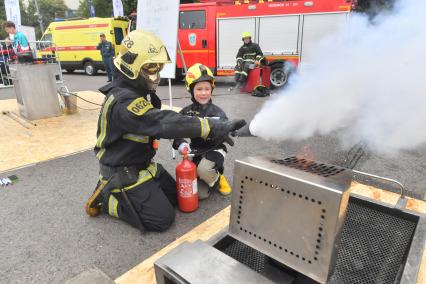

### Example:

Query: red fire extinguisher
xmin=176 ymin=147 xmax=198 ymax=212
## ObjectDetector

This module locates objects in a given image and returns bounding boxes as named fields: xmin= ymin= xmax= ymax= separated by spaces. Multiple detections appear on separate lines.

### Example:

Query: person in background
xmin=97 ymin=33 xmax=115 ymax=82
xmin=2 ymin=21 xmax=30 ymax=52
xmin=173 ymin=63 xmax=232 ymax=200
xmin=234 ymin=31 xmax=265 ymax=87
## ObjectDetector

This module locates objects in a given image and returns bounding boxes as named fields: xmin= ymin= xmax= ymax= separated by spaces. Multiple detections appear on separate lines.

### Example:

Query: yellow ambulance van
xmin=40 ymin=17 xmax=128 ymax=75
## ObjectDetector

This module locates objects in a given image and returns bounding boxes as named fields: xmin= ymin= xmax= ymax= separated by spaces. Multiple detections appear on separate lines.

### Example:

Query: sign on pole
xmin=112 ymin=0 xmax=124 ymax=17
xmin=136 ymin=1 xmax=180 ymax=79
xmin=4 ymin=0 xmax=21 ymax=28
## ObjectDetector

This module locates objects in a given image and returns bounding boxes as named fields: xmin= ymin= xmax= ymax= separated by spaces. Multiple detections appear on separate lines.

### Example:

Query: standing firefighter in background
xmin=97 ymin=33 xmax=115 ymax=82
xmin=85 ymin=30 xmax=246 ymax=232
xmin=234 ymin=32 xmax=265 ymax=87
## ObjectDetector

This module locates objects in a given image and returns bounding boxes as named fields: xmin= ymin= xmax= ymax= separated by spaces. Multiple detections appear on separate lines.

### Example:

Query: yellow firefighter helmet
xmin=114 ymin=29 xmax=171 ymax=80
xmin=242 ymin=31 xmax=251 ymax=39
xmin=185 ymin=63 xmax=215 ymax=91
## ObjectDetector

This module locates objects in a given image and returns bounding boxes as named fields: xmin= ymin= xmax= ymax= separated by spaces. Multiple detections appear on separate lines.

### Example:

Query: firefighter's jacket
xmin=236 ymin=41 xmax=264 ymax=65
xmin=173 ymin=101 xmax=228 ymax=154
xmin=95 ymin=75 xmax=211 ymax=168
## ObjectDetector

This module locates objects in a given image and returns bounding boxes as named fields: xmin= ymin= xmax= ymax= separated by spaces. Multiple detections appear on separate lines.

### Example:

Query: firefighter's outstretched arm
xmin=112 ymin=97 xmax=246 ymax=140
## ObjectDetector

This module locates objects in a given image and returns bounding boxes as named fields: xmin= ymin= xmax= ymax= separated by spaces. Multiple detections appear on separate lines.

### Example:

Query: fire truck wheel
xmin=66 ymin=69 xmax=75 ymax=73
xmin=84 ymin=61 xmax=97 ymax=76
xmin=270 ymin=65 xmax=288 ymax=89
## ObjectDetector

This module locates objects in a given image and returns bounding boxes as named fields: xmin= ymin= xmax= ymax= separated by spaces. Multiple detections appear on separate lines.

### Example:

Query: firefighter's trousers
xmin=234 ymin=61 xmax=254 ymax=83
xmin=102 ymin=56 xmax=115 ymax=81
xmin=99 ymin=163 xmax=177 ymax=232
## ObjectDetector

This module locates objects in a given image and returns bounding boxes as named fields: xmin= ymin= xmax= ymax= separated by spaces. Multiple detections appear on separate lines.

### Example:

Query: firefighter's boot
xmin=218 ymin=175 xmax=232 ymax=196
xmin=85 ymin=181 xmax=106 ymax=217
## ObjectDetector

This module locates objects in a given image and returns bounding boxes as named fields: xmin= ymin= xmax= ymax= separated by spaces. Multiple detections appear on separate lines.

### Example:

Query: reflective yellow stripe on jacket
xmin=199 ymin=118 xmax=211 ymax=140
xmin=95 ymin=95 xmax=115 ymax=159
xmin=123 ymin=134 xmax=150 ymax=143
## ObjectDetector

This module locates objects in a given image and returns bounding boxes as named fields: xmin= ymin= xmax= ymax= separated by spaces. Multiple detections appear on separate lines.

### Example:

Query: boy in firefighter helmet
xmin=85 ymin=30 xmax=245 ymax=232
xmin=173 ymin=63 xmax=232 ymax=199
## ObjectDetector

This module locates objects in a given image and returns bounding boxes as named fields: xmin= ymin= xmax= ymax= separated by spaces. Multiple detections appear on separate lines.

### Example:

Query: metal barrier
xmin=0 ymin=40 xmax=63 ymax=89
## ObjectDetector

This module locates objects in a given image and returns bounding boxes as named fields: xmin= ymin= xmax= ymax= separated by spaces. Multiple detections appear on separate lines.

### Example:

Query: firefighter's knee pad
xmin=197 ymin=158 xmax=220 ymax=187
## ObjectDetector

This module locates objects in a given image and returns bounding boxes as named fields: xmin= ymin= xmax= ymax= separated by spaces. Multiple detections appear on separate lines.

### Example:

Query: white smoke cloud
xmin=250 ymin=0 xmax=426 ymax=153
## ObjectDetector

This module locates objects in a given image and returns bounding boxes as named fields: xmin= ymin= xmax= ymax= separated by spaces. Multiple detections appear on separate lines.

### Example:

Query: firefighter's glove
xmin=231 ymin=123 xmax=254 ymax=137
xmin=209 ymin=119 xmax=246 ymax=146
xmin=178 ymin=142 xmax=191 ymax=155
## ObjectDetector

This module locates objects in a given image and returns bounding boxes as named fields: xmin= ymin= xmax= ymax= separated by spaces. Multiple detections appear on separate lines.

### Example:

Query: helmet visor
xmin=142 ymin=63 xmax=164 ymax=75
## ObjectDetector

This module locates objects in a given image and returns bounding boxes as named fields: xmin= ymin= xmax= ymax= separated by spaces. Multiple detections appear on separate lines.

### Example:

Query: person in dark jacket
xmin=97 ymin=33 xmax=115 ymax=82
xmin=173 ymin=63 xmax=232 ymax=200
xmin=85 ymin=30 xmax=245 ymax=232
xmin=234 ymin=31 xmax=265 ymax=85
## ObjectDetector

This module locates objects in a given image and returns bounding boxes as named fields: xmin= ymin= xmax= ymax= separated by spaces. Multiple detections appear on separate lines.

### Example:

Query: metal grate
xmin=222 ymin=240 xmax=267 ymax=273
xmin=271 ymin=156 xmax=346 ymax=177
xmin=328 ymin=198 xmax=417 ymax=284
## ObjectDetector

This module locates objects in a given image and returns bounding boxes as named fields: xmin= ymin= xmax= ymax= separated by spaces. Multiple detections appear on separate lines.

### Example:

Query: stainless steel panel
xmin=154 ymin=240 xmax=275 ymax=284
xmin=229 ymin=156 xmax=352 ymax=283
xmin=10 ymin=64 xmax=61 ymax=120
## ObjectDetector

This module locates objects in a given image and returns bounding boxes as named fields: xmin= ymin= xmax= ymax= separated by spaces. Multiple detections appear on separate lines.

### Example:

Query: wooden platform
xmin=0 ymin=92 xmax=180 ymax=173
xmin=115 ymin=182 xmax=426 ymax=284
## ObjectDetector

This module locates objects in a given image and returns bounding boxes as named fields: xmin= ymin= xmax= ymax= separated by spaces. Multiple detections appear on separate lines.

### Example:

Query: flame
xmin=296 ymin=144 xmax=315 ymax=161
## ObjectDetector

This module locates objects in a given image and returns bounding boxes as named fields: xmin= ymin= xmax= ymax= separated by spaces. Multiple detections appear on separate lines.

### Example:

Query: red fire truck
xmin=131 ymin=0 xmax=354 ymax=87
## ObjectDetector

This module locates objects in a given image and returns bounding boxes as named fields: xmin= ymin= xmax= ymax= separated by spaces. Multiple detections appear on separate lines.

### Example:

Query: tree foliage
xmin=1 ymin=0 xmax=68 ymax=39
xmin=76 ymin=0 xmax=196 ymax=18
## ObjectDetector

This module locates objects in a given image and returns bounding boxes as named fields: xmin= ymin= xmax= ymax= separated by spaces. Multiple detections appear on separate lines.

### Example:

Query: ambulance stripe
xmin=56 ymin=46 xmax=98 ymax=51
xmin=55 ymin=23 xmax=109 ymax=30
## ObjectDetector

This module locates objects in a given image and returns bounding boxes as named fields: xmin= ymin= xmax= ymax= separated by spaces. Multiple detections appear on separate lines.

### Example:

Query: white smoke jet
xmin=250 ymin=0 xmax=426 ymax=153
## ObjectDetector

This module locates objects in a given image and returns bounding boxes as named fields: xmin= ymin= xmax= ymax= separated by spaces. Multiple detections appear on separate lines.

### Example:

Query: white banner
xmin=136 ymin=1 xmax=180 ymax=78
xmin=4 ymin=0 xmax=21 ymax=28
xmin=112 ymin=0 xmax=124 ymax=17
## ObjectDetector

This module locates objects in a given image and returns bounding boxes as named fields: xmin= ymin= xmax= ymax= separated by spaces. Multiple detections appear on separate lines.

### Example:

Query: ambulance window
xmin=43 ymin=33 xmax=52 ymax=42
xmin=114 ymin=28 xmax=124 ymax=45
xmin=179 ymin=11 xmax=206 ymax=29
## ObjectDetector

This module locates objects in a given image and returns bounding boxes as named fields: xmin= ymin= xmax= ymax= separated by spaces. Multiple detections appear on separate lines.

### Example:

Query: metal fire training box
xmin=229 ymin=156 xmax=352 ymax=283
xmin=154 ymin=156 xmax=426 ymax=284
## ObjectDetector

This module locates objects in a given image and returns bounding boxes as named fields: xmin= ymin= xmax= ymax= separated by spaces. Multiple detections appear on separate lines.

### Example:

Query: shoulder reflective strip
xmin=123 ymin=134 xmax=150 ymax=143
xmin=108 ymin=195 xmax=119 ymax=218
xmin=256 ymin=55 xmax=263 ymax=59
xmin=96 ymin=95 xmax=115 ymax=148
xmin=236 ymin=57 xmax=243 ymax=60
xmin=244 ymin=53 xmax=257 ymax=56
xmin=241 ymin=71 xmax=248 ymax=76
xmin=96 ymin=148 xmax=106 ymax=160
xmin=110 ymin=163 xmax=158 ymax=193
xmin=199 ymin=118 xmax=210 ymax=140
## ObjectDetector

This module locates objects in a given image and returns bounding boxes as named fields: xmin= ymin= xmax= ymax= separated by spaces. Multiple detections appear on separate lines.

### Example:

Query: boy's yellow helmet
xmin=185 ymin=63 xmax=215 ymax=91
xmin=114 ymin=29 xmax=171 ymax=80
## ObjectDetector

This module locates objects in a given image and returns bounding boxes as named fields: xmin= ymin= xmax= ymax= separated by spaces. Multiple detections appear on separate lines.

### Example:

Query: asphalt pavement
xmin=0 ymin=72 xmax=425 ymax=283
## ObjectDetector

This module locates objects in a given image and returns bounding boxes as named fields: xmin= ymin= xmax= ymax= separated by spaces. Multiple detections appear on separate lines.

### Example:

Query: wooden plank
xmin=115 ymin=182 xmax=426 ymax=284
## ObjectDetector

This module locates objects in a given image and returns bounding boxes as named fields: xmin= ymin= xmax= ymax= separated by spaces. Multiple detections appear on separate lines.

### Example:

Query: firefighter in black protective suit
xmin=85 ymin=30 xmax=246 ymax=232
xmin=234 ymin=31 xmax=265 ymax=85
